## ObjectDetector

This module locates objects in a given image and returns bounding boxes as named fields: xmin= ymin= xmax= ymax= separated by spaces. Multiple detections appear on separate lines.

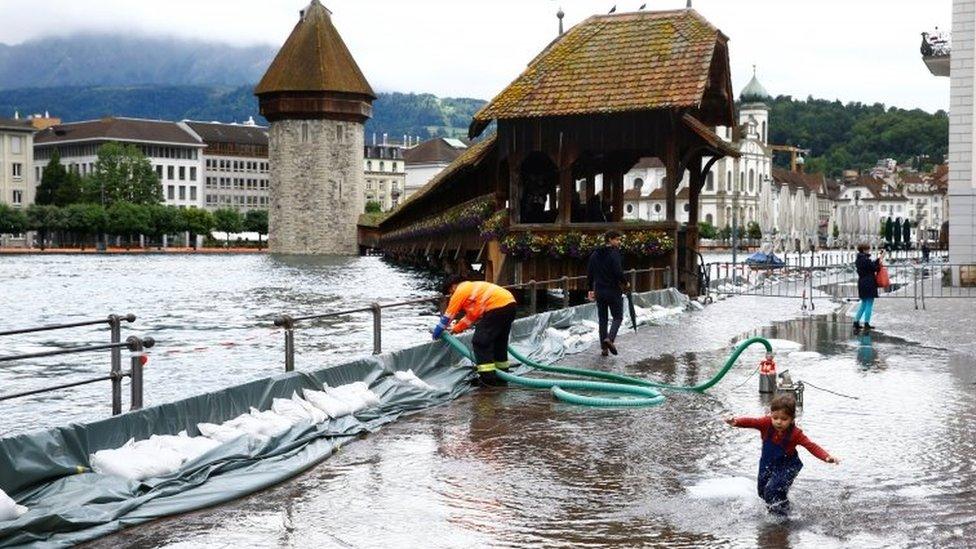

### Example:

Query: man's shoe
xmin=604 ymin=339 xmax=618 ymax=356
xmin=863 ymin=323 xmax=874 ymax=330
xmin=853 ymin=322 xmax=861 ymax=331
xmin=601 ymin=348 xmax=609 ymax=357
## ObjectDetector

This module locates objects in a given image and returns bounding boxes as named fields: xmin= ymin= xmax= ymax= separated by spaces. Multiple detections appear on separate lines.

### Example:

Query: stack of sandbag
xmin=271 ymin=391 xmax=328 ymax=424
xmin=197 ymin=407 xmax=295 ymax=443
xmin=393 ymin=369 xmax=437 ymax=391
xmin=303 ymin=381 xmax=380 ymax=419
xmin=90 ymin=432 xmax=221 ymax=481
xmin=0 ymin=489 xmax=27 ymax=522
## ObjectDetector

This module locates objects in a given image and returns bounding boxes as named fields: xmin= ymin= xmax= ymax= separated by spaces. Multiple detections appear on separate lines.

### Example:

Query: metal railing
xmin=705 ymin=259 xmax=974 ymax=310
xmin=0 ymin=314 xmax=154 ymax=414
xmin=273 ymin=267 xmax=671 ymax=371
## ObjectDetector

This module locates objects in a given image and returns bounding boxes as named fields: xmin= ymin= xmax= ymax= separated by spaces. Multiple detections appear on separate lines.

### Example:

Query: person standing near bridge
xmin=587 ymin=230 xmax=628 ymax=357
xmin=433 ymin=276 xmax=517 ymax=387
xmin=853 ymin=243 xmax=884 ymax=331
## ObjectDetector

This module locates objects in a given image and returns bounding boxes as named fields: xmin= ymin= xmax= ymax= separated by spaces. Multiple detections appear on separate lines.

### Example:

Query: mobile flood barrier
xmin=0 ymin=289 xmax=690 ymax=547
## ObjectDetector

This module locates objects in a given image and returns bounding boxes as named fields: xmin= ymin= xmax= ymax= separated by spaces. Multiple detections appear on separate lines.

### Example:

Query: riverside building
xmin=0 ymin=116 xmax=36 ymax=209
xmin=364 ymin=141 xmax=405 ymax=211
xmin=32 ymin=117 xmax=206 ymax=208
xmin=185 ymin=120 xmax=270 ymax=212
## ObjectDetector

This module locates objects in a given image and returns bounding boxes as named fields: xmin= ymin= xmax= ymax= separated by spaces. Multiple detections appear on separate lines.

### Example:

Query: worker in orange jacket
xmin=433 ymin=275 xmax=517 ymax=386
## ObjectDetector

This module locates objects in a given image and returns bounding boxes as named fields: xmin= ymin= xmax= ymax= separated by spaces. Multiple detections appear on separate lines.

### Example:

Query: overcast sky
xmin=0 ymin=0 xmax=953 ymax=112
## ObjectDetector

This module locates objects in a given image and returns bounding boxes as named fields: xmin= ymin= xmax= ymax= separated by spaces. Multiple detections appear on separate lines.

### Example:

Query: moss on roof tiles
xmin=473 ymin=10 xmax=722 ymax=125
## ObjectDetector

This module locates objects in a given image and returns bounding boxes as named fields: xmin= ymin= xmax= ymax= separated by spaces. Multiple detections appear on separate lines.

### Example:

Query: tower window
xmin=336 ymin=124 xmax=344 ymax=143
xmin=301 ymin=122 xmax=309 ymax=143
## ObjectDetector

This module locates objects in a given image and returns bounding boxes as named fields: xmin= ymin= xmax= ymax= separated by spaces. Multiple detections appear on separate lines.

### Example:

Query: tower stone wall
xmin=268 ymin=118 xmax=365 ymax=254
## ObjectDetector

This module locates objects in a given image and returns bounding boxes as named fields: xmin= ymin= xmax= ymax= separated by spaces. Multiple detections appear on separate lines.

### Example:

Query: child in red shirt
xmin=725 ymin=394 xmax=839 ymax=515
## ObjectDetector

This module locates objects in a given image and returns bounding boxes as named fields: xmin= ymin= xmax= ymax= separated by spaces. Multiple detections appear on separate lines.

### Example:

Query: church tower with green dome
xmin=739 ymin=66 xmax=771 ymax=144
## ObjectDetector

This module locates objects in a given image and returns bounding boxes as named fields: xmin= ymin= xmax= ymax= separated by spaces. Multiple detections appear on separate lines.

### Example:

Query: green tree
xmin=0 ymin=204 xmax=28 ymax=236
xmin=244 ymin=209 xmax=269 ymax=249
xmin=35 ymin=150 xmax=67 ymax=206
xmin=719 ymin=225 xmax=732 ymax=241
xmin=147 ymin=205 xmax=183 ymax=249
xmin=87 ymin=142 xmax=163 ymax=206
xmin=213 ymin=208 xmax=243 ymax=247
xmin=364 ymin=200 xmax=382 ymax=213
xmin=747 ymin=221 xmax=762 ymax=240
xmin=61 ymin=203 xmax=107 ymax=250
xmin=107 ymin=202 xmax=151 ymax=250
xmin=54 ymin=171 xmax=85 ymax=206
xmin=26 ymin=204 xmax=63 ymax=250
xmin=832 ymin=223 xmax=839 ymax=239
xmin=698 ymin=221 xmax=718 ymax=239
xmin=180 ymin=207 xmax=213 ymax=249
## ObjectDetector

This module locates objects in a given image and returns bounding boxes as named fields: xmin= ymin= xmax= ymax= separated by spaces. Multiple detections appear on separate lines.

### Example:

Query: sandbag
xmin=272 ymin=394 xmax=326 ymax=424
xmin=90 ymin=439 xmax=185 ymax=481
xmin=197 ymin=422 xmax=249 ymax=443
xmin=303 ymin=388 xmax=354 ymax=418
xmin=0 ymin=490 xmax=26 ymax=522
xmin=393 ymin=369 xmax=437 ymax=391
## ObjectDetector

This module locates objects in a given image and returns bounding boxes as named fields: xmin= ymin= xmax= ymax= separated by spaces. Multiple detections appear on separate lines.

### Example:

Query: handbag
xmin=875 ymin=261 xmax=890 ymax=289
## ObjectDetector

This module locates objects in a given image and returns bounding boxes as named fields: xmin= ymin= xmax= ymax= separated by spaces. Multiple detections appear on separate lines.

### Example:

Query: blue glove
xmin=432 ymin=315 xmax=450 ymax=340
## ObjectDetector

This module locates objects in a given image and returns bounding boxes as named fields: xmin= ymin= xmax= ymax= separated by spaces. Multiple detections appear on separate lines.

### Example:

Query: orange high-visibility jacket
xmin=445 ymin=281 xmax=516 ymax=333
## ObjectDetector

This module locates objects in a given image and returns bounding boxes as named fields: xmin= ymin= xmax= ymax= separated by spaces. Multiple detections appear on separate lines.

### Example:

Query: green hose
xmin=440 ymin=332 xmax=774 ymax=407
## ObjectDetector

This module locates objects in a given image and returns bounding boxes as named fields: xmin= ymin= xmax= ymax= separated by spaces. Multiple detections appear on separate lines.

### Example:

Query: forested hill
xmin=768 ymin=96 xmax=948 ymax=176
xmin=0 ymin=86 xmax=486 ymax=140
xmin=0 ymin=85 xmax=947 ymax=169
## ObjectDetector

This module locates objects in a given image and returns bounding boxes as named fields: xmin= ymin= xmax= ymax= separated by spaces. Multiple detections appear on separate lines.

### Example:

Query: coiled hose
xmin=441 ymin=332 xmax=773 ymax=407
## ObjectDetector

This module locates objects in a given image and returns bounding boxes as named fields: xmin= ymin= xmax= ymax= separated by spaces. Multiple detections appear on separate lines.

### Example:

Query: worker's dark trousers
xmin=596 ymin=293 xmax=623 ymax=343
xmin=472 ymin=303 xmax=517 ymax=386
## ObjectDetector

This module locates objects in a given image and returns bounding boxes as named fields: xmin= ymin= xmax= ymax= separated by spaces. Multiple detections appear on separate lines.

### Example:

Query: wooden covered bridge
xmin=371 ymin=8 xmax=739 ymax=296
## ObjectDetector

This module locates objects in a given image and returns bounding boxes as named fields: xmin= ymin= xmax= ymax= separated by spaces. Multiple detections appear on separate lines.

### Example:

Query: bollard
xmin=759 ymin=354 xmax=777 ymax=394
xmin=275 ymin=315 xmax=296 ymax=372
xmin=371 ymin=302 xmax=382 ymax=355
xmin=630 ymin=269 xmax=637 ymax=292
xmin=561 ymin=276 xmax=570 ymax=309
xmin=126 ymin=335 xmax=153 ymax=411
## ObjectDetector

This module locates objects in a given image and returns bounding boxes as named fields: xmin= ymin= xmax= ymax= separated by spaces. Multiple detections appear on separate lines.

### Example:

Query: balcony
xmin=921 ymin=29 xmax=950 ymax=77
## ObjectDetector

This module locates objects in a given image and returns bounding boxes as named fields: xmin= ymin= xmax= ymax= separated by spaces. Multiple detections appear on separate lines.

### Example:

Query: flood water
xmin=86 ymin=309 xmax=976 ymax=548
xmin=0 ymin=255 xmax=437 ymax=436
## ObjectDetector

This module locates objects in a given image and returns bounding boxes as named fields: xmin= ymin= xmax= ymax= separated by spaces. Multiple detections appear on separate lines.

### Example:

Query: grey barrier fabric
xmin=0 ymin=289 xmax=688 ymax=547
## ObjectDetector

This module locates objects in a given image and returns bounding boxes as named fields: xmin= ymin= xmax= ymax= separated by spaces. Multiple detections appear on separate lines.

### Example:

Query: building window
xmin=12 ymin=190 xmax=23 ymax=204
xmin=392 ymin=162 xmax=397 ymax=172
xmin=11 ymin=163 xmax=22 ymax=178
xmin=748 ymin=169 xmax=755 ymax=193
xmin=168 ymin=166 xmax=175 ymax=180
xmin=705 ymin=172 xmax=714 ymax=191
xmin=380 ymin=161 xmax=385 ymax=172
xmin=179 ymin=166 xmax=186 ymax=181
xmin=762 ymin=121 xmax=767 ymax=143
xmin=336 ymin=124 xmax=344 ymax=143
xmin=726 ymin=171 xmax=732 ymax=192
xmin=190 ymin=167 xmax=197 ymax=181
xmin=625 ymin=204 xmax=634 ymax=214
xmin=683 ymin=203 xmax=690 ymax=212
xmin=367 ymin=161 xmax=373 ymax=171
xmin=705 ymin=213 xmax=713 ymax=225
xmin=634 ymin=177 xmax=644 ymax=190
xmin=167 ymin=185 xmax=175 ymax=200
xmin=11 ymin=136 xmax=22 ymax=155
xmin=654 ymin=204 xmax=662 ymax=213
xmin=301 ymin=122 xmax=309 ymax=143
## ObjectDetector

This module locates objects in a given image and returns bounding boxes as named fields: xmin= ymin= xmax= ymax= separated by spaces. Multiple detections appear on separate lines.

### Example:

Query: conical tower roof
xmin=739 ymin=68 xmax=771 ymax=103
xmin=256 ymin=0 xmax=374 ymax=98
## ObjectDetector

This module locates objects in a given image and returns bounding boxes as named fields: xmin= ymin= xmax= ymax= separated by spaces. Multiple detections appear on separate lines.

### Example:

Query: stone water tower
xmin=255 ymin=0 xmax=375 ymax=254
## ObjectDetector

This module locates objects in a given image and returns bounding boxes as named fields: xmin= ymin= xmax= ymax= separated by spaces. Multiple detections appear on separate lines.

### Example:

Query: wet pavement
xmin=86 ymin=294 xmax=976 ymax=548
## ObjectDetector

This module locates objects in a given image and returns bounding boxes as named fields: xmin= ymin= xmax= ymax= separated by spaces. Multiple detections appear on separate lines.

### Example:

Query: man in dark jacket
xmin=587 ymin=230 xmax=628 ymax=356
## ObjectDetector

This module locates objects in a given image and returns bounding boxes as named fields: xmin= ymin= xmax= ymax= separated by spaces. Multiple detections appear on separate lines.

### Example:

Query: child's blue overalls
xmin=758 ymin=425 xmax=803 ymax=515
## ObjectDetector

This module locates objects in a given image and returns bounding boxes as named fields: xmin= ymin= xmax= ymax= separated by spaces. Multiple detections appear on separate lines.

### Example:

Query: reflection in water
xmin=856 ymin=333 xmax=878 ymax=370
xmin=88 ymin=313 xmax=976 ymax=548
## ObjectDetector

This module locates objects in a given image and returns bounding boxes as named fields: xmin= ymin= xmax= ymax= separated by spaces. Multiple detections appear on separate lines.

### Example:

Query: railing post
xmin=371 ymin=302 xmax=382 ymax=355
xmin=107 ymin=314 xmax=122 ymax=415
xmin=913 ymin=266 xmax=919 ymax=310
xmin=561 ymin=276 xmax=570 ymax=309
xmin=126 ymin=336 xmax=153 ymax=411
xmin=630 ymin=268 xmax=637 ymax=293
xmin=275 ymin=314 xmax=296 ymax=372
xmin=528 ymin=280 xmax=537 ymax=315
